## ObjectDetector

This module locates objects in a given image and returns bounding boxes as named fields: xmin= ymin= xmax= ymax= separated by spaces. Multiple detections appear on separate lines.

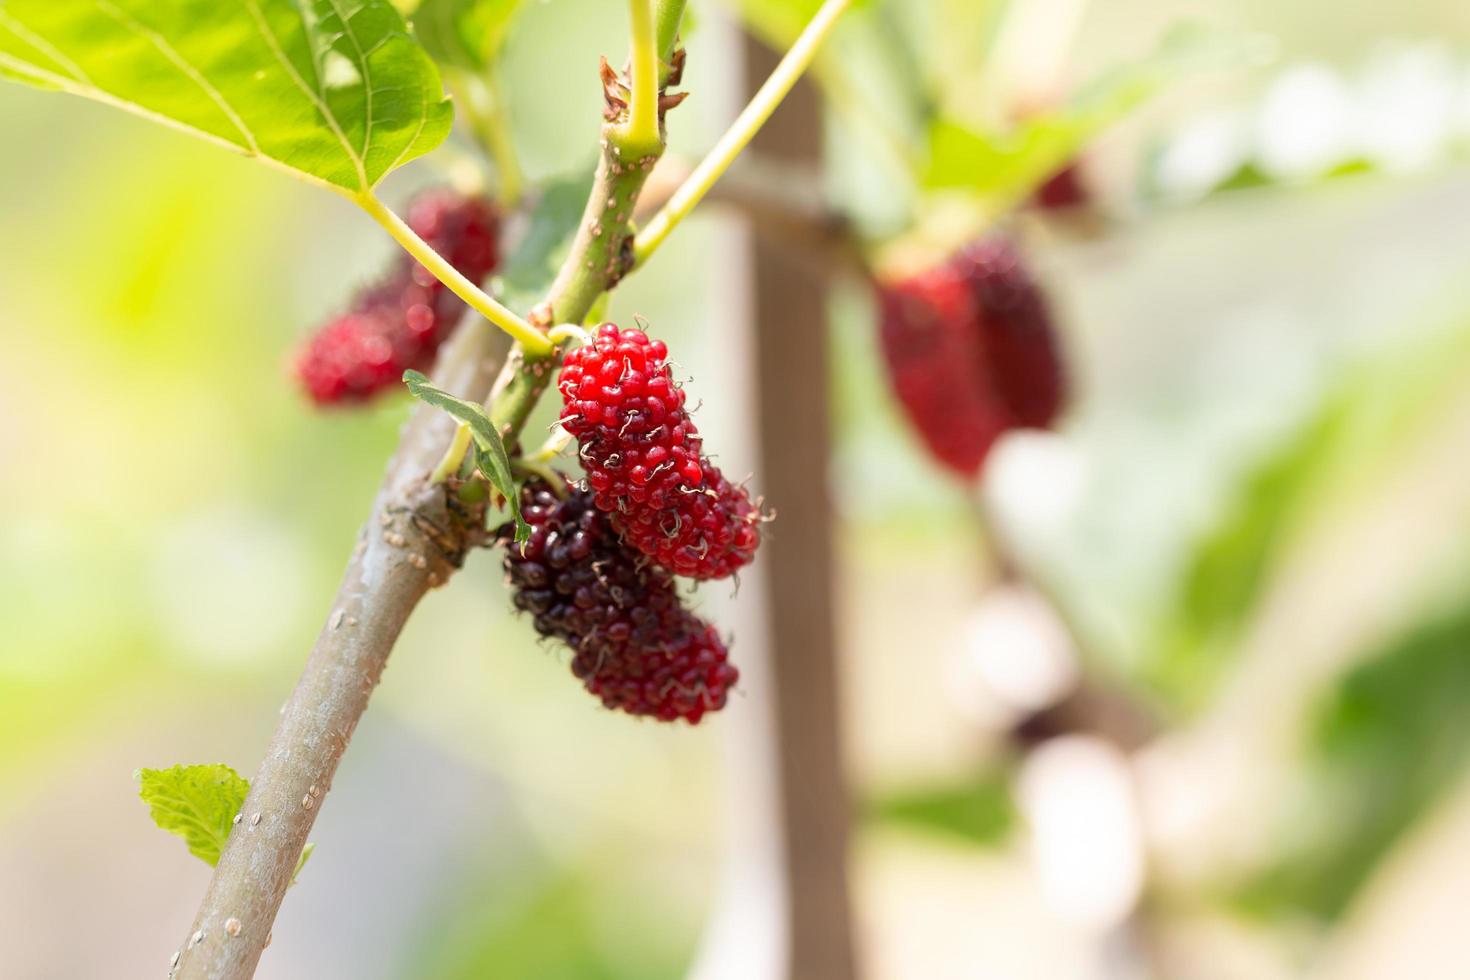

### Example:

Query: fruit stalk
xmin=632 ymin=0 xmax=853 ymax=265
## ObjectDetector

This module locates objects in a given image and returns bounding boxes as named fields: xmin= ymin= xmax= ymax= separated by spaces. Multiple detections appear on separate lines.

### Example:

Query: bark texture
xmin=172 ymin=321 xmax=503 ymax=979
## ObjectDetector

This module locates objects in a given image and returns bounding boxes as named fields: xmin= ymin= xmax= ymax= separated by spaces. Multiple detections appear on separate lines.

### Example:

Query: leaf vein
xmin=246 ymin=0 xmax=367 ymax=189
xmin=0 ymin=10 xmax=93 ymax=84
xmin=92 ymin=0 xmax=261 ymax=155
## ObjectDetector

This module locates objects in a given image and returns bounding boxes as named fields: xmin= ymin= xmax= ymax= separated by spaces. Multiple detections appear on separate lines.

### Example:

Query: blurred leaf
xmin=723 ymin=0 xmax=873 ymax=50
xmin=402 ymin=370 xmax=527 ymax=542
xmin=1152 ymin=320 xmax=1470 ymax=707
xmin=1238 ymin=587 xmax=1470 ymax=920
xmin=415 ymin=870 xmax=688 ymax=980
xmin=925 ymin=24 xmax=1269 ymax=205
xmin=412 ymin=0 xmax=522 ymax=71
xmin=495 ymin=169 xmax=596 ymax=315
xmin=867 ymin=771 xmax=1014 ymax=845
xmin=137 ymin=763 xmax=248 ymax=866
xmin=0 ymin=0 xmax=452 ymax=194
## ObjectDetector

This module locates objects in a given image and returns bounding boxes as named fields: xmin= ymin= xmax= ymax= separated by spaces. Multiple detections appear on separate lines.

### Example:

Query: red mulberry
xmin=557 ymin=323 xmax=762 ymax=580
xmin=502 ymin=480 xmax=739 ymax=724
xmin=877 ymin=235 xmax=1067 ymax=478
xmin=295 ymin=189 xmax=500 ymax=405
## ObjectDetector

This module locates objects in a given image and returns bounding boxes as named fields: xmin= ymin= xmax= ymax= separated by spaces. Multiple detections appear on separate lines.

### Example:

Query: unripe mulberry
xmin=295 ymin=189 xmax=500 ymax=404
xmin=557 ymin=324 xmax=762 ymax=580
xmin=502 ymin=480 xmax=739 ymax=724
xmin=877 ymin=235 xmax=1066 ymax=478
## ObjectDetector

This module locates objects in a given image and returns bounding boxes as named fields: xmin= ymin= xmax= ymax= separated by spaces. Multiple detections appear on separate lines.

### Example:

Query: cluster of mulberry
xmin=877 ymin=235 xmax=1067 ymax=478
xmin=294 ymin=189 xmax=500 ymax=404
xmin=501 ymin=480 xmax=739 ymax=723
xmin=557 ymin=323 xmax=762 ymax=581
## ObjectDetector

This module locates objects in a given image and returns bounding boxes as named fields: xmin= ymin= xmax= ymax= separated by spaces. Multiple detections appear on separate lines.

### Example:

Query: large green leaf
xmin=0 ymin=0 xmax=453 ymax=194
xmin=411 ymin=0 xmax=521 ymax=71
xmin=925 ymin=24 xmax=1269 ymax=207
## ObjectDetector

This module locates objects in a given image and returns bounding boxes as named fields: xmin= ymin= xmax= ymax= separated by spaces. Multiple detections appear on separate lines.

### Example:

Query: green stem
xmin=487 ymin=347 xmax=554 ymax=451
xmin=430 ymin=422 xmax=473 ymax=483
xmin=357 ymin=193 xmax=551 ymax=356
xmin=654 ymin=0 xmax=689 ymax=82
xmin=541 ymin=130 xmax=665 ymax=328
xmin=623 ymin=0 xmax=661 ymax=153
xmin=632 ymin=0 xmax=853 ymax=266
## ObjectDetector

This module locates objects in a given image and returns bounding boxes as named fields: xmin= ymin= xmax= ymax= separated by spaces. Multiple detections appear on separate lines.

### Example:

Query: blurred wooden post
xmin=743 ymin=33 xmax=859 ymax=980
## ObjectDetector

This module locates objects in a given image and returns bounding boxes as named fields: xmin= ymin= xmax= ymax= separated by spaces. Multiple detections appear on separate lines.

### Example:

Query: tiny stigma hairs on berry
xmin=877 ymin=234 xmax=1068 ymax=478
xmin=500 ymin=478 xmax=739 ymax=724
xmin=295 ymin=189 xmax=501 ymax=405
xmin=557 ymin=322 xmax=765 ymax=580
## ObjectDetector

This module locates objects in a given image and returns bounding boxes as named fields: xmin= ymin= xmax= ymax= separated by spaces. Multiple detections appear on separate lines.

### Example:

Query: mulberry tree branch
xmin=171 ymin=318 xmax=504 ymax=980
xmin=174 ymin=0 xmax=855 ymax=972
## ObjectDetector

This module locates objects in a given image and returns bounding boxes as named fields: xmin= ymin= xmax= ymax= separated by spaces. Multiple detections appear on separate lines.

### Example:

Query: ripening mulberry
xmin=877 ymin=234 xmax=1066 ymax=478
xmin=295 ymin=189 xmax=500 ymax=404
xmin=502 ymin=480 xmax=739 ymax=723
xmin=557 ymin=323 xmax=762 ymax=580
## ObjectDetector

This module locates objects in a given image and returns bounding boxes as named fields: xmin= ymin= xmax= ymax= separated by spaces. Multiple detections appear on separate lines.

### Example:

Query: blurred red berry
xmin=877 ymin=235 xmax=1067 ymax=478
xmin=295 ymin=189 xmax=500 ymax=405
xmin=557 ymin=323 xmax=763 ymax=580
xmin=1031 ymin=162 xmax=1091 ymax=212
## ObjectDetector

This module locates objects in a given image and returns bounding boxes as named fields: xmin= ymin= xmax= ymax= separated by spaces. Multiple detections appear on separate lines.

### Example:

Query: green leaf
xmin=0 ymin=0 xmax=453 ymax=194
xmin=411 ymin=0 xmax=522 ymax=71
xmin=924 ymin=23 xmax=1270 ymax=206
xmin=725 ymin=0 xmax=871 ymax=50
xmin=494 ymin=168 xmax=596 ymax=315
xmin=137 ymin=763 xmax=249 ymax=866
xmin=402 ymin=369 xmax=527 ymax=541
xmin=1151 ymin=319 xmax=1470 ymax=708
xmin=293 ymin=841 xmax=316 ymax=884
xmin=1238 ymin=587 xmax=1470 ymax=920
xmin=866 ymin=771 xmax=1014 ymax=846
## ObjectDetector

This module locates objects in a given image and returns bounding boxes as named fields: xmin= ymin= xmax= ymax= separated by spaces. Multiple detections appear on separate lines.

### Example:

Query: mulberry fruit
xmin=877 ymin=235 xmax=1066 ymax=478
xmin=295 ymin=189 xmax=500 ymax=404
xmin=502 ymin=479 xmax=739 ymax=723
xmin=557 ymin=323 xmax=762 ymax=580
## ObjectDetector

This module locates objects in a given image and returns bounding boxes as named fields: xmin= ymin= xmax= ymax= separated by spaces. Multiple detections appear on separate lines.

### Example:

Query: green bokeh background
xmin=6 ymin=0 xmax=1470 ymax=977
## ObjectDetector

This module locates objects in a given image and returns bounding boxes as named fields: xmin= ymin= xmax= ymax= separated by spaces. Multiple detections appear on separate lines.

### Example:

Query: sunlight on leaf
xmin=137 ymin=763 xmax=249 ymax=866
xmin=0 ymin=0 xmax=453 ymax=193
xmin=411 ymin=0 xmax=522 ymax=72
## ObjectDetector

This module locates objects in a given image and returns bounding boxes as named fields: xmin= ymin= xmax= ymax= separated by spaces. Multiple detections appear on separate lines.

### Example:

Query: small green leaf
xmin=925 ymin=24 xmax=1271 ymax=206
xmin=494 ymin=168 xmax=597 ymax=315
xmin=0 ymin=0 xmax=453 ymax=194
xmin=293 ymin=841 xmax=316 ymax=885
xmin=402 ymin=370 xmax=527 ymax=541
xmin=411 ymin=0 xmax=522 ymax=71
xmin=137 ymin=763 xmax=249 ymax=866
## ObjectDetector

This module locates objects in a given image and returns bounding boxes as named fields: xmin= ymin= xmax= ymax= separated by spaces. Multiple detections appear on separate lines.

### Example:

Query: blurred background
xmin=5 ymin=0 xmax=1470 ymax=977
